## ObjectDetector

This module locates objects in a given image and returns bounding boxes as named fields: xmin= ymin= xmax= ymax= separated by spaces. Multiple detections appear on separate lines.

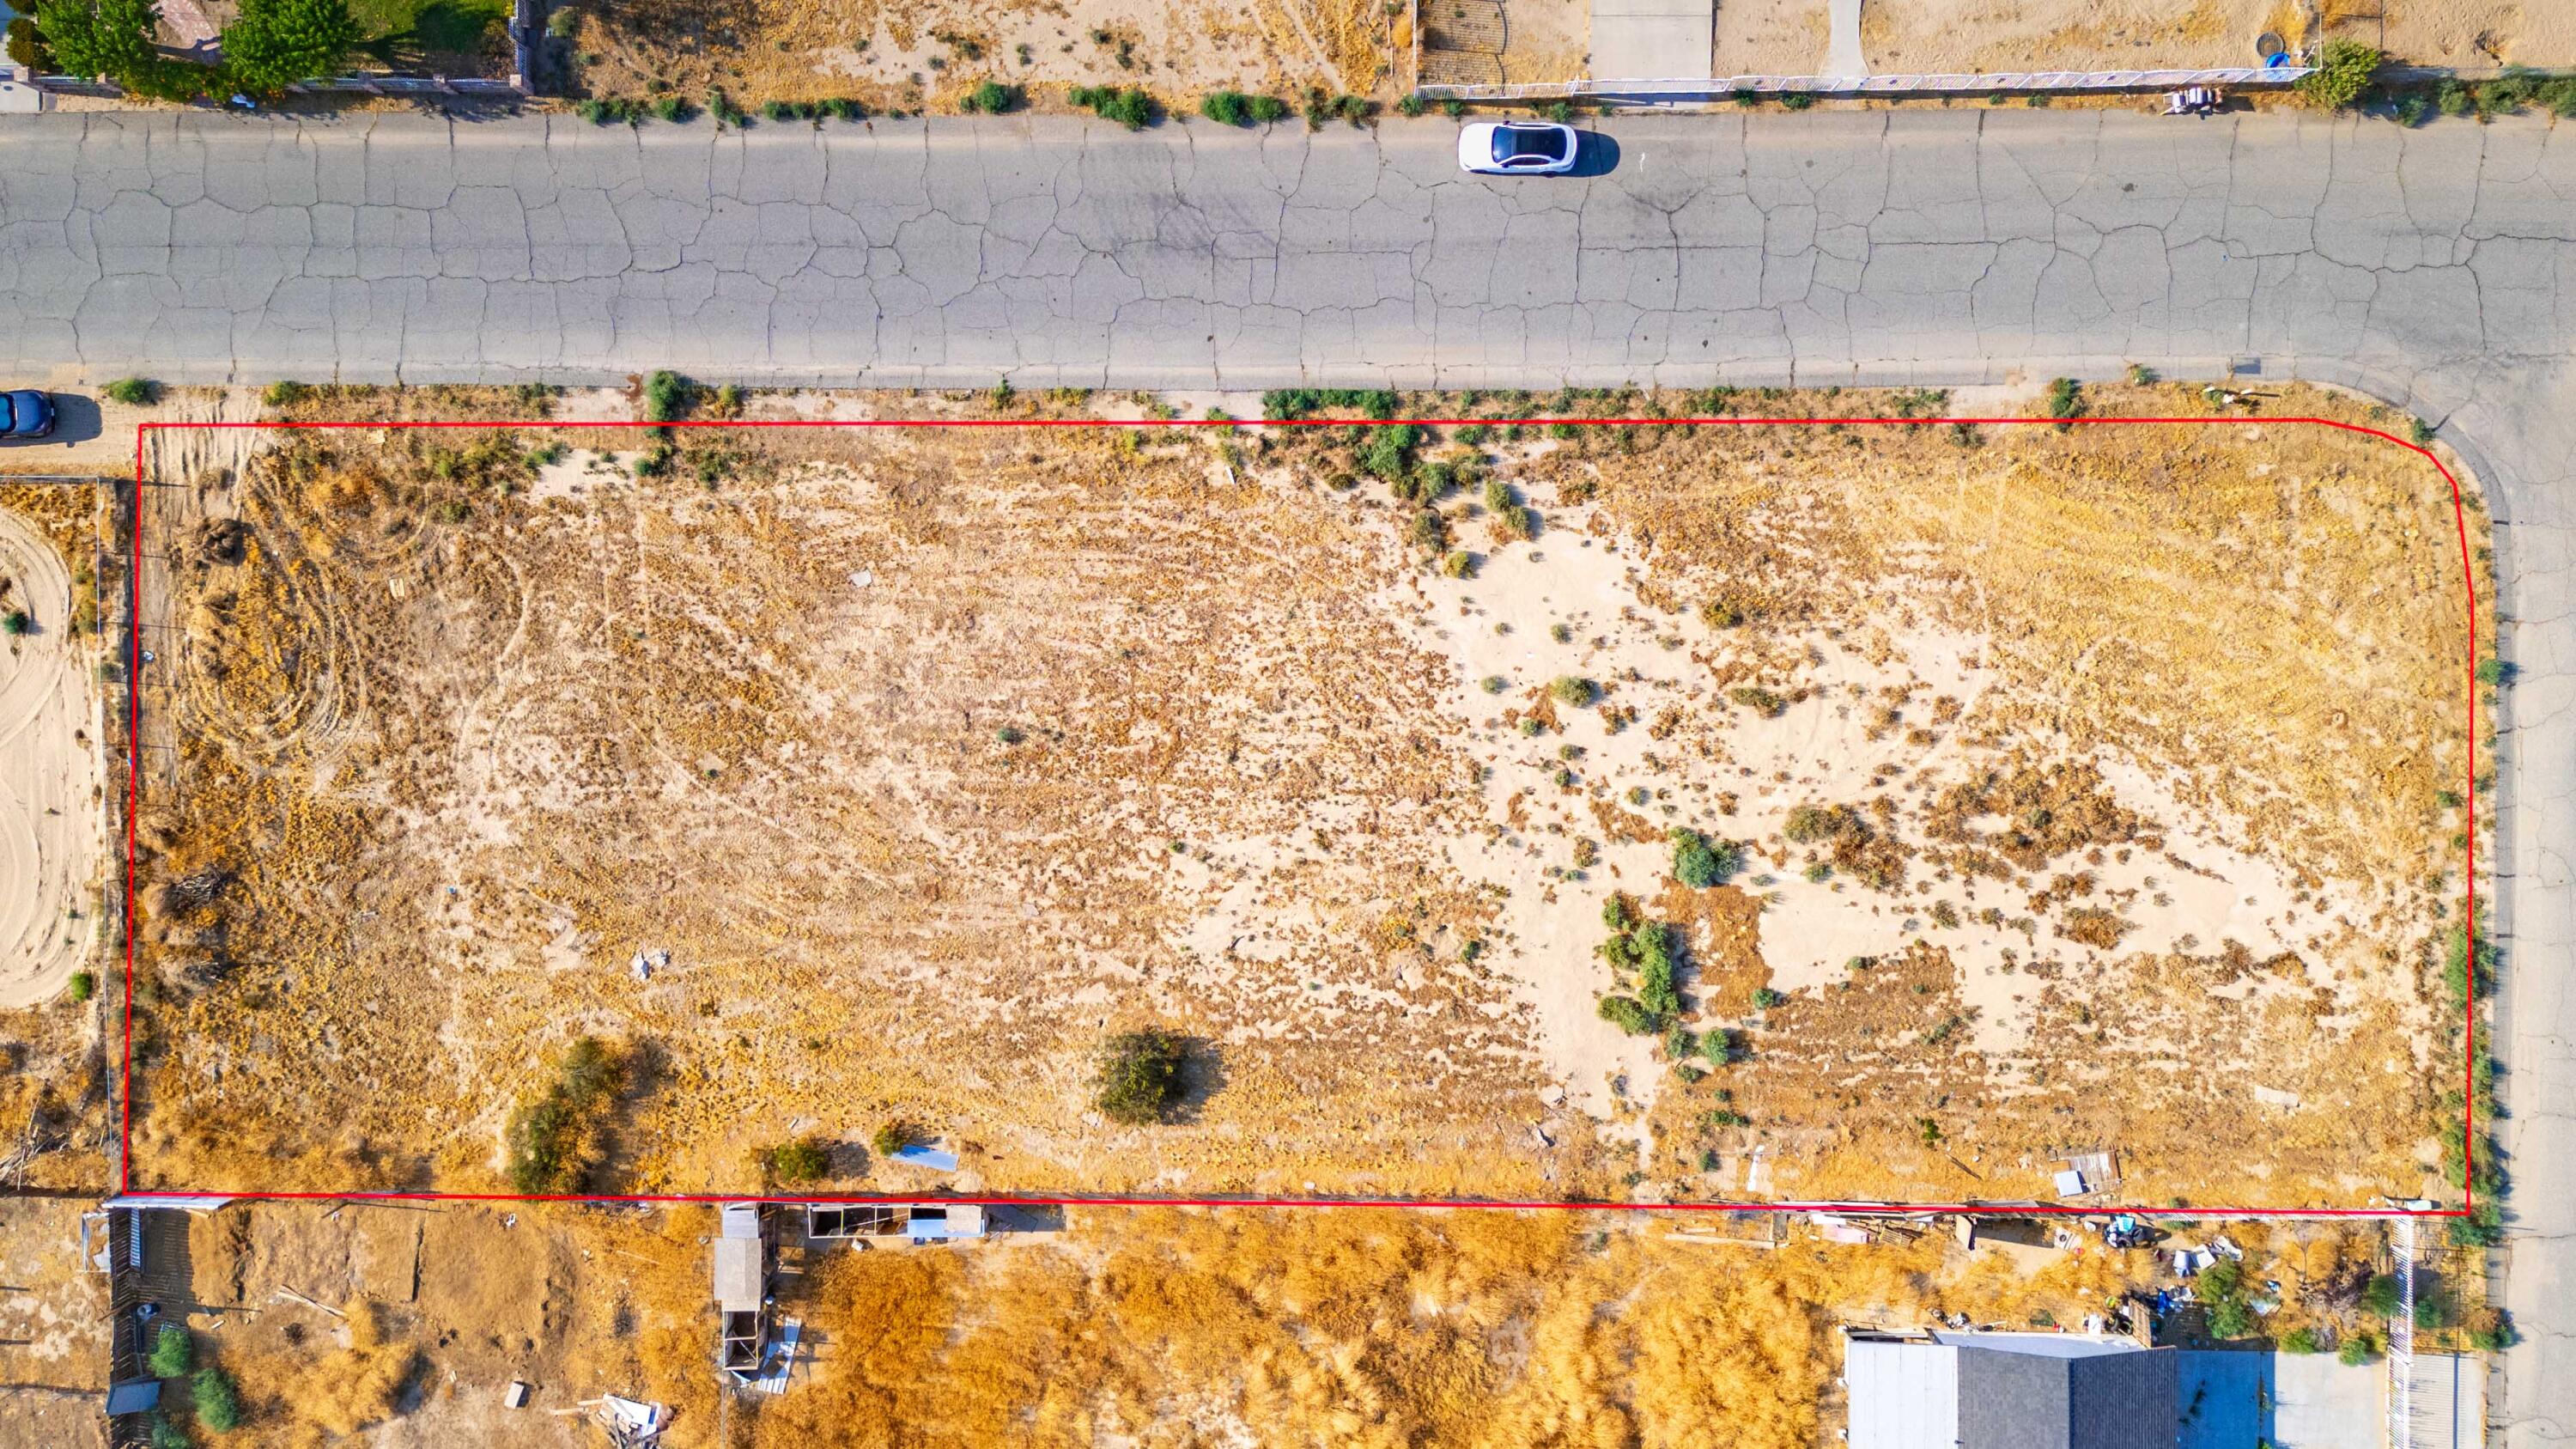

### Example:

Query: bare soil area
xmin=127 ymin=384 xmax=2482 ymax=1210
xmin=1860 ymin=0 xmax=2575 ymax=72
xmin=0 ymin=490 xmax=107 ymax=1010
xmin=562 ymin=0 xmax=1396 ymax=108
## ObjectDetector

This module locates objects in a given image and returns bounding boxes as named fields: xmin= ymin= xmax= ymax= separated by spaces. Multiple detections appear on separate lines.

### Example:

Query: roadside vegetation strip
xmin=116 ymin=402 xmax=2485 ymax=1219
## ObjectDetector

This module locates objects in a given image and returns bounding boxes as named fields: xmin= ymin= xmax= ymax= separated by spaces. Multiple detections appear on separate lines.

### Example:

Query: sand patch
xmin=0 ymin=507 xmax=105 ymax=1008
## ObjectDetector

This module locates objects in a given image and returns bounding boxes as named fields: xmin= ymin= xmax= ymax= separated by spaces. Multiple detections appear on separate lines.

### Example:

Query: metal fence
xmin=1419 ymin=65 xmax=2314 ymax=101
xmin=28 ymin=71 xmax=527 ymax=100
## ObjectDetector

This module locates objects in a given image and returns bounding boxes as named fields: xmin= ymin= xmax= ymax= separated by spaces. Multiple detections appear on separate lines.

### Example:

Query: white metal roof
xmin=713 ymin=1235 xmax=762 ymax=1311
xmin=1845 ymin=1338 xmax=1959 ymax=1449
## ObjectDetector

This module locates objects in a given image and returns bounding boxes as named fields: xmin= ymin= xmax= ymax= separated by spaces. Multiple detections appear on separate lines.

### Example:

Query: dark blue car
xmin=2 ymin=391 xmax=56 ymax=440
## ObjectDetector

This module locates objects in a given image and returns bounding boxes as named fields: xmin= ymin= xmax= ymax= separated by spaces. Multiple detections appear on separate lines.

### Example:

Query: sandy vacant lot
xmin=0 ymin=492 xmax=106 ymax=1010
xmin=1860 ymin=0 xmax=2572 ymax=73
xmin=128 ymin=385 xmax=2482 ymax=1209
xmin=568 ymin=0 xmax=1393 ymax=108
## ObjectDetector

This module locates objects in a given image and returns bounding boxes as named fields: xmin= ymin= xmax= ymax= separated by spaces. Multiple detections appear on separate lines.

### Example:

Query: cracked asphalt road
xmin=5 ymin=106 xmax=2575 ymax=1440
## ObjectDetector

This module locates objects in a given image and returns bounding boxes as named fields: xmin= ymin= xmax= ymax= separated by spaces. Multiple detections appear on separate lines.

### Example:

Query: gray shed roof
xmin=1848 ymin=1332 xmax=2178 ymax=1449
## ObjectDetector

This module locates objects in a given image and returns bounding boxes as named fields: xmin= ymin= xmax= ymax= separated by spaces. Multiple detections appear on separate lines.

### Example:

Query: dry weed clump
xmin=746 ymin=1209 xmax=1886 ymax=1449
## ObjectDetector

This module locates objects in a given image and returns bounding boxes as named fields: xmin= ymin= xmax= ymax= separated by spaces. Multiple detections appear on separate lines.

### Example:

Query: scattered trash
xmin=595 ymin=1394 xmax=667 ymax=1446
xmin=2209 ymin=1236 xmax=2244 ymax=1261
xmin=752 ymin=1317 xmax=802 ymax=1394
xmin=2052 ymin=1168 xmax=2088 ymax=1198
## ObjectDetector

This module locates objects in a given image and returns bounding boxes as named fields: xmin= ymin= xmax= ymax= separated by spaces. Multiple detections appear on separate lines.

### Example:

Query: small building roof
xmin=714 ymin=1235 xmax=762 ymax=1312
xmin=104 ymin=1379 xmax=162 ymax=1416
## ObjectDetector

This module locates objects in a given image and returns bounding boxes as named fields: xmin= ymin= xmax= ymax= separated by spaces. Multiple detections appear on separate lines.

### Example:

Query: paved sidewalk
xmin=3 ymin=107 xmax=2573 ymax=1446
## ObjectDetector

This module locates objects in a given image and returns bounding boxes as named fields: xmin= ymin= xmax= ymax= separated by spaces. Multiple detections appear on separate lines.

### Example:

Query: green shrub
xmin=2044 ymin=376 xmax=2082 ymax=422
xmin=2360 ymin=1272 xmax=2402 ymax=1318
xmin=642 ymin=368 xmax=692 ymax=423
xmin=1070 ymin=84 xmax=1152 ymax=129
xmin=823 ymin=97 xmax=865 ymax=120
xmin=1396 ymin=93 xmax=1425 ymax=117
xmin=1780 ymin=92 xmax=1814 ymax=110
xmin=2444 ymin=924 xmax=2494 ymax=1005
xmin=650 ymin=94 xmax=694 ymax=122
xmin=869 ymin=1121 xmax=908 ymax=1155
xmin=1595 ymin=994 xmax=1655 ymax=1035
xmin=504 ymin=1036 xmax=625 ymax=1193
xmin=148 ymin=1323 xmax=192 ymax=1379
xmin=1441 ymin=98 xmax=1464 ymax=119
xmin=1442 ymin=551 xmax=1475 ymax=579
xmin=1094 ymin=1029 xmax=1188 ymax=1124
xmin=1357 ymin=423 xmax=1424 ymax=479
xmin=2477 ymin=656 xmax=2508 ymax=686
xmin=764 ymin=1137 xmax=829 ymax=1183
xmin=191 ymin=1366 xmax=243 ymax=1433
xmin=5 ymin=15 xmax=52 ymax=69
xmin=262 ymin=379 xmax=310 ymax=409
xmin=1200 ymin=89 xmax=1250 ymax=125
xmin=103 ymin=377 xmax=159 ymax=405
xmin=68 ymin=971 xmax=94 ymax=1003
xmin=2437 ymin=80 xmax=2471 ymax=117
xmin=963 ymin=80 xmax=1018 ymax=113
xmin=1 ymin=611 xmax=27 ymax=636
xmin=1247 ymin=94 xmax=1289 ymax=122
xmin=2279 ymin=1326 xmax=2320 ymax=1355
xmin=2208 ymin=1297 xmax=2257 ymax=1340
xmin=1262 ymin=387 xmax=1400 ymax=420
xmin=1549 ymin=675 xmax=1595 ymax=708
xmin=41 ymin=0 xmax=220 ymax=98
xmin=709 ymin=89 xmax=750 ymax=126
xmin=1543 ymin=100 xmax=1571 ymax=123
xmin=1670 ymin=828 xmax=1741 ymax=888
xmin=2466 ymin=1306 xmax=2518 ymax=1351
xmin=1728 ymin=685 xmax=1786 ymax=716
xmin=2450 ymin=1196 xmax=2503 ymax=1247
xmin=2338 ymin=1333 xmax=2377 ymax=1366
xmin=1752 ymin=986 xmax=1787 ymax=1009
xmin=545 ymin=4 xmax=575 ymax=37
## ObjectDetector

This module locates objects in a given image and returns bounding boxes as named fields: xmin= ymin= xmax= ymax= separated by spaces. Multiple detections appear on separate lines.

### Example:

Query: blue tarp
xmin=890 ymin=1145 xmax=959 ymax=1172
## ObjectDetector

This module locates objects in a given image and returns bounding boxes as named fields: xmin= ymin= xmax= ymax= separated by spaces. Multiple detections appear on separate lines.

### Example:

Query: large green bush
xmin=147 ymin=1324 xmax=192 ymax=1379
xmin=1669 ymin=828 xmax=1741 ymax=888
xmin=505 ymin=1036 xmax=624 ymax=1193
xmin=2295 ymin=38 xmax=2382 ymax=111
xmin=1094 ymin=1029 xmax=1188 ymax=1125
xmin=192 ymin=1366 xmax=243 ymax=1432
xmin=222 ymin=0 xmax=357 ymax=95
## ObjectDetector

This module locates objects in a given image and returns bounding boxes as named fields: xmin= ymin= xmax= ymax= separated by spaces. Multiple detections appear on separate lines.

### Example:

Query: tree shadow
xmin=1165 ymin=1035 xmax=1228 ymax=1125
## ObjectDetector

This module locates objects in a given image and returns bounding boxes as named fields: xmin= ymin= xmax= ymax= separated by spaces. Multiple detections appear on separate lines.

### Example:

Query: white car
xmin=1457 ymin=121 xmax=1579 ymax=176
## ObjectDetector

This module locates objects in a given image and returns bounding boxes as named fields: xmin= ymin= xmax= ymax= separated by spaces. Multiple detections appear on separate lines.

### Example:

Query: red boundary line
xmin=115 ymin=411 xmax=2482 ymax=1221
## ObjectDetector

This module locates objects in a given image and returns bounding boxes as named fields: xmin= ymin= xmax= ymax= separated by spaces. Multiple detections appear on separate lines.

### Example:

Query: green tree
xmin=764 ymin=1137 xmax=829 ymax=1184
xmin=34 ymin=0 xmax=169 ymax=90
xmin=1093 ymin=1029 xmax=1188 ymax=1125
xmin=222 ymin=0 xmax=357 ymax=95
xmin=191 ymin=1366 xmax=244 ymax=1432
xmin=2295 ymin=39 xmax=2382 ymax=111
xmin=147 ymin=1323 xmax=192 ymax=1379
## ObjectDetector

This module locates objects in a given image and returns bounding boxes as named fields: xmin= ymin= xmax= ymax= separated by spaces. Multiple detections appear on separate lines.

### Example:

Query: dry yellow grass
xmin=128 ymin=387 xmax=2482 ymax=1214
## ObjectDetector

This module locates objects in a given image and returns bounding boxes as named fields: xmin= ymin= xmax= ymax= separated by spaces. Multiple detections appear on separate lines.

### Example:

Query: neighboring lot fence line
xmin=26 ymin=71 xmax=528 ymax=101
xmin=511 ymin=0 xmax=544 ymax=94
xmin=1417 ymin=66 xmax=2312 ymax=100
